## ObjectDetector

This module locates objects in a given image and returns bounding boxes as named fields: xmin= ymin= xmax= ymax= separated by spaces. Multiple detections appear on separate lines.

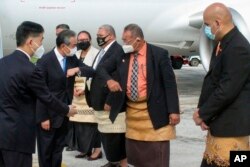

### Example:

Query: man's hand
xmin=193 ymin=109 xmax=203 ymax=125
xmin=67 ymin=105 xmax=77 ymax=117
xmin=107 ymin=79 xmax=122 ymax=92
xmin=41 ymin=119 xmax=50 ymax=131
xmin=74 ymin=88 xmax=84 ymax=97
xmin=200 ymin=122 xmax=209 ymax=131
xmin=104 ymin=104 xmax=111 ymax=112
xmin=169 ymin=113 xmax=180 ymax=126
xmin=67 ymin=67 xmax=79 ymax=77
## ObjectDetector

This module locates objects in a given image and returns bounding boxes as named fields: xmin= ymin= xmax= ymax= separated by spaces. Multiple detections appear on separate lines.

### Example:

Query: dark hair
xmin=16 ymin=21 xmax=44 ymax=47
xmin=56 ymin=30 xmax=76 ymax=47
xmin=124 ymin=24 xmax=144 ymax=39
xmin=56 ymin=24 xmax=70 ymax=30
xmin=77 ymin=30 xmax=92 ymax=41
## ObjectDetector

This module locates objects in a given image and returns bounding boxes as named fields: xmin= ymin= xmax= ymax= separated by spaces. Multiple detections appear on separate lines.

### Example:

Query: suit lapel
xmin=51 ymin=51 xmax=66 ymax=77
xmin=121 ymin=54 xmax=130 ymax=91
xmin=91 ymin=50 xmax=101 ymax=67
xmin=99 ymin=41 xmax=117 ymax=64
xmin=146 ymin=44 xmax=154 ymax=99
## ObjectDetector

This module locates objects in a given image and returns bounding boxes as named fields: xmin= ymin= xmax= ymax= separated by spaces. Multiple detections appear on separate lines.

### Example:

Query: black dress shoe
xmin=101 ymin=162 xmax=119 ymax=167
xmin=87 ymin=151 xmax=102 ymax=161
xmin=75 ymin=153 xmax=87 ymax=158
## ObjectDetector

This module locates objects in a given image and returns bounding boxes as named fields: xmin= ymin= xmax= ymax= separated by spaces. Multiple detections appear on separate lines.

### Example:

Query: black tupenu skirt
xmin=73 ymin=122 xmax=101 ymax=154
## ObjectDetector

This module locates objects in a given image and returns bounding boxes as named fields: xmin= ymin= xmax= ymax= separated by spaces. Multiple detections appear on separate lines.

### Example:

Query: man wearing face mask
xmin=97 ymin=24 xmax=180 ymax=167
xmin=84 ymin=25 xmax=127 ymax=167
xmin=36 ymin=30 xmax=95 ymax=167
xmin=193 ymin=3 xmax=250 ymax=167
xmin=0 ymin=21 xmax=77 ymax=167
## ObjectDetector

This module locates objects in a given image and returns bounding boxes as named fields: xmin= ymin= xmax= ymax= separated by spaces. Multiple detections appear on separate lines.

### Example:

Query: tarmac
xmin=32 ymin=64 xmax=207 ymax=167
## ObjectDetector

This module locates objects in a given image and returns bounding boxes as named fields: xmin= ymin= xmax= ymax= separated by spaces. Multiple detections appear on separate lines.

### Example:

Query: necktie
xmin=62 ymin=57 xmax=67 ymax=72
xmin=215 ymin=42 xmax=221 ymax=56
xmin=130 ymin=53 xmax=139 ymax=101
xmin=93 ymin=49 xmax=105 ymax=69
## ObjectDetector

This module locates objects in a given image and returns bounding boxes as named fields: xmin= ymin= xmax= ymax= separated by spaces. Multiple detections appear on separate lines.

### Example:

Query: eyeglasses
xmin=78 ymin=39 xmax=89 ymax=42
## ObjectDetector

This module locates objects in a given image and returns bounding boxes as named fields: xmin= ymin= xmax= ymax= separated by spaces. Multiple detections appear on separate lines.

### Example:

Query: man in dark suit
xmin=193 ymin=3 xmax=250 ymax=167
xmin=97 ymin=24 xmax=180 ymax=167
xmin=0 ymin=21 xmax=76 ymax=167
xmin=36 ymin=30 xmax=94 ymax=167
xmin=84 ymin=24 xmax=127 ymax=167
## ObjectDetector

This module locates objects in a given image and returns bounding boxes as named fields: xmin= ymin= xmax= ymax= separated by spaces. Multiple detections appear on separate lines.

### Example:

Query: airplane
xmin=1 ymin=0 xmax=250 ymax=71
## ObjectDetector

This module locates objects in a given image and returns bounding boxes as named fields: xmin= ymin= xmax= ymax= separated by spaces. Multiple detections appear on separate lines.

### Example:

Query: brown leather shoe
xmin=87 ymin=151 xmax=102 ymax=161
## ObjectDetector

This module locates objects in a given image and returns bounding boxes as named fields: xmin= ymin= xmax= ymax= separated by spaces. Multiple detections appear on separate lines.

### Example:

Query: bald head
xmin=203 ymin=3 xmax=234 ymax=40
xmin=204 ymin=3 xmax=232 ymax=25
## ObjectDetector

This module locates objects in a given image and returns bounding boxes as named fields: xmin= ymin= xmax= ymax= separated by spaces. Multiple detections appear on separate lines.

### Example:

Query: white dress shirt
xmin=54 ymin=47 xmax=65 ymax=71
xmin=16 ymin=48 xmax=31 ymax=60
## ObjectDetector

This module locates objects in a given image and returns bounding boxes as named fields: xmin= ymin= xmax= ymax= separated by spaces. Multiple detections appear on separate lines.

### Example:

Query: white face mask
xmin=122 ymin=45 xmax=134 ymax=54
xmin=32 ymin=42 xmax=45 ymax=59
xmin=66 ymin=46 xmax=77 ymax=57
xmin=122 ymin=39 xmax=137 ymax=54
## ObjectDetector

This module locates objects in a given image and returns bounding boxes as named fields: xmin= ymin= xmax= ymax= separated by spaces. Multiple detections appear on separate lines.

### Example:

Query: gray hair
xmin=124 ymin=24 xmax=144 ymax=39
xmin=56 ymin=30 xmax=76 ymax=47
xmin=99 ymin=24 xmax=116 ymax=37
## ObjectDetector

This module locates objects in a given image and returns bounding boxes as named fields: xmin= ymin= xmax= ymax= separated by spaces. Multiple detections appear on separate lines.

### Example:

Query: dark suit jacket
xmin=36 ymin=49 xmax=95 ymax=128
xmin=85 ymin=41 xmax=123 ymax=111
xmin=0 ymin=50 xmax=69 ymax=154
xmin=97 ymin=43 xmax=180 ymax=129
xmin=198 ymin=27 xmax=250 ymax=137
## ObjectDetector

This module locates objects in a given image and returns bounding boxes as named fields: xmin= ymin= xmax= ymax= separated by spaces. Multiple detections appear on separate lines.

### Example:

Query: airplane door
xmin=0 ymin=23 xmax=3 ymax=58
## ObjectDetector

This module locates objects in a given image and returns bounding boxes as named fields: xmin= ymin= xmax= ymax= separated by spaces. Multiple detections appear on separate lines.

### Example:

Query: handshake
xmin=67 ymin=105 xmax=78 ymax=117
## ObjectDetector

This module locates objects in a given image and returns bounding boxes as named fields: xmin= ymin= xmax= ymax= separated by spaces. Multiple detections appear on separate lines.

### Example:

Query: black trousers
xmin=201 ymin=159 xmax=218 ymax=167
xmin=65 ymin=121 xmax=74 ymax=149
xmin=101 ymin=132 xmax=126 ymax=162
xmin=37 ymin=119 xmax=68 ymax=167
xmin=0 ymin=149 xmax=32 ymax=167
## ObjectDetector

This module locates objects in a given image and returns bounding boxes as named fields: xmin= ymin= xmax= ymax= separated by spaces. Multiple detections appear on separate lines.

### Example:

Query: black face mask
xmin=96 ymin=35 xmax=109 ymax=46
xmin=77 ymin=41 xmax=91 ymax=51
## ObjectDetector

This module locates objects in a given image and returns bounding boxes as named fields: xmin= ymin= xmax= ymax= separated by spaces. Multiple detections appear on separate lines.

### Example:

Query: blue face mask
xmin=204 ymin=25 xmax=215 ymax=40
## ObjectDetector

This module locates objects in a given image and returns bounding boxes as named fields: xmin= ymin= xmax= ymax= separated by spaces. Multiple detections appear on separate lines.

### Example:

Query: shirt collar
xmin=138 ymin=42 xmax=147 ymax=56
xmin=54 ymin=47 xmax=65 ymax=62
xmin=103 ymin=40 xmax=115 ymax=52
xmin=16 ymin=48 xmax=31 ymax=60
xmin=220 ymin=26 xmax=237 ymax=50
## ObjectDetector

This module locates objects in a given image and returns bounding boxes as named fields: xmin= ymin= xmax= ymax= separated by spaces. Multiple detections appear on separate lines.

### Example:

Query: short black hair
xmin=56 ymin=30 xmax=76 ymax=47
xmin=56 ymin=24 xmax=70 ymax=30
xmin=77 ymin=30 xmax=92 ymax=41
xmin=16 ymin=21 xmax=44 ymax=47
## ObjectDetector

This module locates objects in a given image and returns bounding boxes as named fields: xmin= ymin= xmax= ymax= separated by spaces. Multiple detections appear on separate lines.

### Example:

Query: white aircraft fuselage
xmin=1 ymin=0 xmax=250 ymax=70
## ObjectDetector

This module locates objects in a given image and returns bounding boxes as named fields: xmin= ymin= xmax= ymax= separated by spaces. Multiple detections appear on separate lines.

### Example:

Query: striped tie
xmin=130 ymin=53 xmax=138 ymax=101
